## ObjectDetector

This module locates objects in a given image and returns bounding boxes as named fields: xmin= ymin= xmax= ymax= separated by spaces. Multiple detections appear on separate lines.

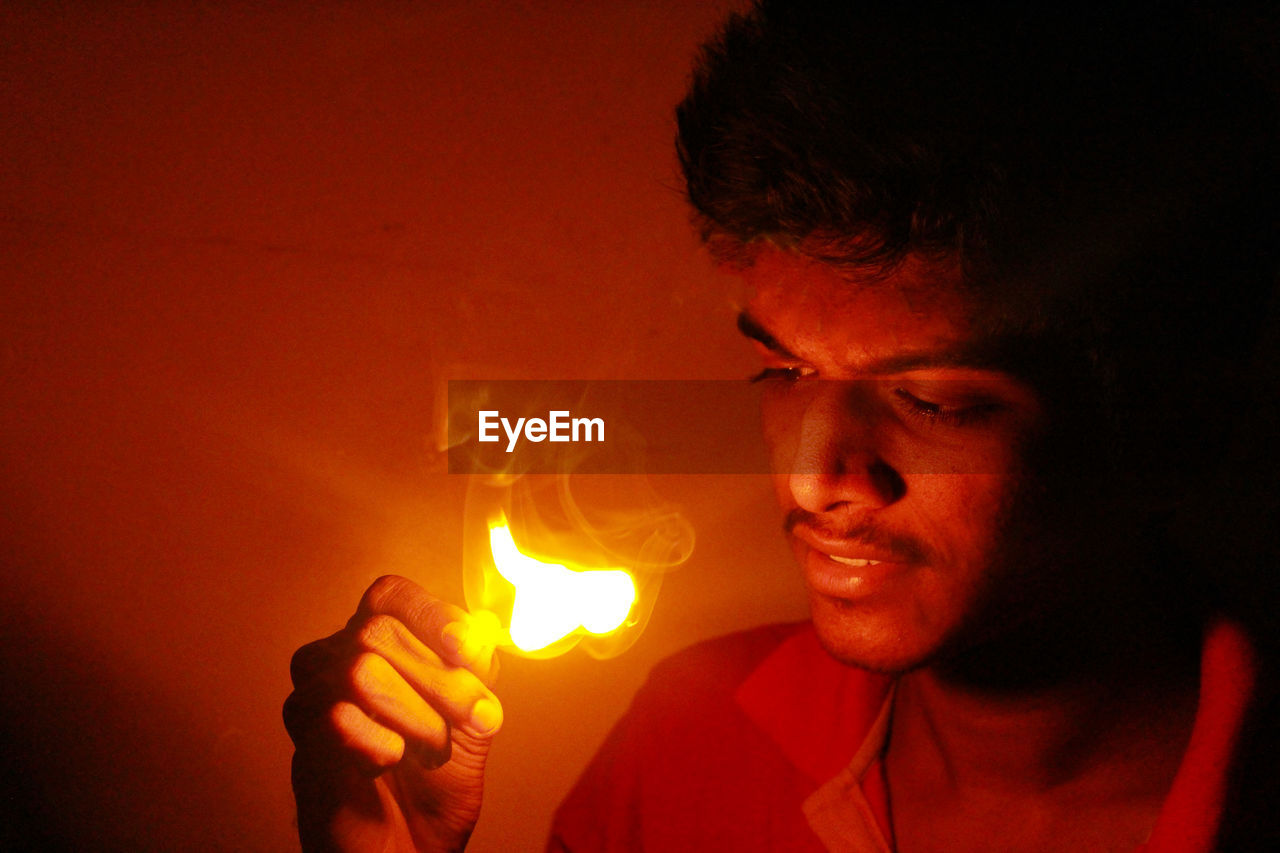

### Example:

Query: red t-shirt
xmin=548 ymin=620 xmax=1254 ymax=852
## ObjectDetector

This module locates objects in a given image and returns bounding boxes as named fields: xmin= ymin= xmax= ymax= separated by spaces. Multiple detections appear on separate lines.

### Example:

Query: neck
xmin=889 ymin=609 xmax=1204 ymax=798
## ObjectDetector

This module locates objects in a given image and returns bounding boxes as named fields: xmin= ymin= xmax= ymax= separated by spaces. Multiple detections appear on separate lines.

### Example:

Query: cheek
xmin=759 ymin=388 xmax=802 ymax=455
xmin=760 ymin=392 xmax=803 ymax=506
xmin=907 ymin=473 xmax=1018 ymax=565
xmin=881 ymin=420 xmax=1028 ymax=477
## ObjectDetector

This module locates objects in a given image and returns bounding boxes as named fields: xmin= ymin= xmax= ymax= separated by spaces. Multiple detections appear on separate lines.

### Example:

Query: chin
xmin=806 ymin=591 xmax=948 ymax=674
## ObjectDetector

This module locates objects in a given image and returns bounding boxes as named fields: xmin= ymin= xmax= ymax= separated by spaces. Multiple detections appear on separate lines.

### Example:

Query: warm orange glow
xmin=488 ymin=520 xmax=637 ymax=652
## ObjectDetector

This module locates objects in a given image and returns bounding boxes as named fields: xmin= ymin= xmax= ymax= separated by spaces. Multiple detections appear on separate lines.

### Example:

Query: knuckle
xmin=362 ymin=574 xmax=407 ymax=612
xmin=328 ymin=701 xmax=365 ymax=749
xmin=284 ymin=683 xmax=344 ymax=749
xmin=412 ymin=705 xmax=451 ymax=751
xmin=360 ymin=575 xmax=446 ymax=637
xmin=329 ymin=701 xmax=404 ymax=769
xmin=281 ymin=691 xmax=304 ymax=739
xmin=367 ymin=750 xmax=401 ymax=773
xmin=288 ymin=639 xmax=328 ymax=687
xmin=347 ymin=652 xmax=390 ymax=699
xmin=402 ymin=598 xmax=441 ymax=638
xmin=355 ymin=614 xmax=400 ymax=653
xmin=419 ymin=668 xmax=490 ymax=721
xmin=421 ymin=667 xmax=463 ymax=701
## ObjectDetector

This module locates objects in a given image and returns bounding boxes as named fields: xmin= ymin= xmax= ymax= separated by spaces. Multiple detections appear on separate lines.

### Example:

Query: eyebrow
xmin=736 ymin=311 xmax=798 ymax=360
xmin=735 ymin=310 xmax=1015 ymax=376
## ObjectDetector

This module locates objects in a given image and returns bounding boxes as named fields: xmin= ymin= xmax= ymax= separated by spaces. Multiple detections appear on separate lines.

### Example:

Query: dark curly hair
xmin=677 ymin=1 xmax=1277 ymax=286
xmin=678 ymin=0 xmax=1280 ymax=471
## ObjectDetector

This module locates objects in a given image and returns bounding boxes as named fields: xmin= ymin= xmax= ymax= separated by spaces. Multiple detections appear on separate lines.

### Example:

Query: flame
xmin=488 ymin=519 xmax=637 ymax=652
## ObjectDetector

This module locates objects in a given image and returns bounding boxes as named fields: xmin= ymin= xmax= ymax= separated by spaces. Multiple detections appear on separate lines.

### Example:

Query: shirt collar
xmin=1144 ymin=617 xmax=1256 ymax=852
xmin=734 ymin=623 xmax=893 ymax=784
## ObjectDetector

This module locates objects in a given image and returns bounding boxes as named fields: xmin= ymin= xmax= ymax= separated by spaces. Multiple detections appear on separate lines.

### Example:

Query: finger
xmin=355 ymin=575 xmax=498 ymax=673
xmin=282 ymin=685 xmax=319 ymax=747
xmin=283 ymin=677 xmax=373 ymax=754
xmin=283 ymin=651 xmax=483 ymax=775
xmin=351 ymin=614 xmax=504 ymax=736
xmin=328 ymin=699 xmax=406 ymax=775
xmin=285 ymin=683 xmax=408 ymax=776
xmin=289 ymin=631 xmax=343 ymax=688
xmin=346 ymin=651 xmax=455 ymax=757
xmin=440 ymin=610 xmax=504 ymax=683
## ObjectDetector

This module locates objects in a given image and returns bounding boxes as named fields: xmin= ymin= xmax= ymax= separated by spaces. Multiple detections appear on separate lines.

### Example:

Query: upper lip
xmin=791 ymin=524 xmax=918 ymax=565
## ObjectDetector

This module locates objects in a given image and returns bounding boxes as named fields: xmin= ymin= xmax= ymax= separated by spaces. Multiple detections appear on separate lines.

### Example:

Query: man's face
xmin=739 ymin=247 xmax=1046 ymax=673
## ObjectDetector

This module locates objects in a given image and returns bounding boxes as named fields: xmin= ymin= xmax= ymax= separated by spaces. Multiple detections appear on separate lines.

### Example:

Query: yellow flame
xmin=488 ymin=521 xmax=637 ymax=652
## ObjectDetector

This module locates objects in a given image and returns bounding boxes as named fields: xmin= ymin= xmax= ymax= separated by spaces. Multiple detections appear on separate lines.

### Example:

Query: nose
xmin=786 ymin=384 xmax=904 ymax=514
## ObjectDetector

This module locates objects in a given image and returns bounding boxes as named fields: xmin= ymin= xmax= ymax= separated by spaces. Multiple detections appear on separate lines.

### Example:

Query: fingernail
xmin=441 ymin=622 xmax=466 ymax=658
xmin=469 ymin=698 xmax=503 ymax=733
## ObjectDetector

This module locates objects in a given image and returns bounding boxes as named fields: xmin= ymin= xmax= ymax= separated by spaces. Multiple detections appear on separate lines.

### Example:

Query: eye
xmin=749 ymin=365 xmax=817 ymax=383
xmin=893 ymin=387 xmax=1000 ymax=426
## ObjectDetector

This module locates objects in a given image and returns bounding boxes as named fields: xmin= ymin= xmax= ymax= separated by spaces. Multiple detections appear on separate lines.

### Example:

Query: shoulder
xmin=548 ymin=622 xmax=830 ymax=852
xmin=638 ymin=620 xmax=813 ymax=702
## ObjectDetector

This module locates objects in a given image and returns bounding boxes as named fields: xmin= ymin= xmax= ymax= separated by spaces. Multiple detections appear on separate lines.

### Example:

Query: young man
xmin=285 ymin=2 xmax=1279 ymax=850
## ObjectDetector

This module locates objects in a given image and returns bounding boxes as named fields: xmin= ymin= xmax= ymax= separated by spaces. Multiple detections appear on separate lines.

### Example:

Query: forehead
xmin=738 ymin=247 xmax=979 ymax=373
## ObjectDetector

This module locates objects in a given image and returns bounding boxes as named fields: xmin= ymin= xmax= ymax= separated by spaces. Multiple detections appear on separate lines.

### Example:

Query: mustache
xmin=783 ymin=507 xmax=931 ymax=564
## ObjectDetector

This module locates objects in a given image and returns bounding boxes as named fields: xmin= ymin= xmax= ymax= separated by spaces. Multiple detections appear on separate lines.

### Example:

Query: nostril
xmin=869 ymin=460 xmax=906 ymax=503
xmin=787 ymin=457 xmax=903 ymax=513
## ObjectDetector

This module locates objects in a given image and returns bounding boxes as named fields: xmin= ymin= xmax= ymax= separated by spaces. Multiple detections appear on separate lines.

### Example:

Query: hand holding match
xmin=284 ymin=575 xmax=504 ymax=853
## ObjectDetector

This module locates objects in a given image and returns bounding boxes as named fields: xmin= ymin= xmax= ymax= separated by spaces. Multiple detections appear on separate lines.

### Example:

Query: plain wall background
xmin=0 ymin=2 xmax=809 ymax=850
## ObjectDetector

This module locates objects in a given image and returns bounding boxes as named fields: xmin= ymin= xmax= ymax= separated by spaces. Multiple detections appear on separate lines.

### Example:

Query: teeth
xmin=829 ymin=555 xmax=881 ymax=568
